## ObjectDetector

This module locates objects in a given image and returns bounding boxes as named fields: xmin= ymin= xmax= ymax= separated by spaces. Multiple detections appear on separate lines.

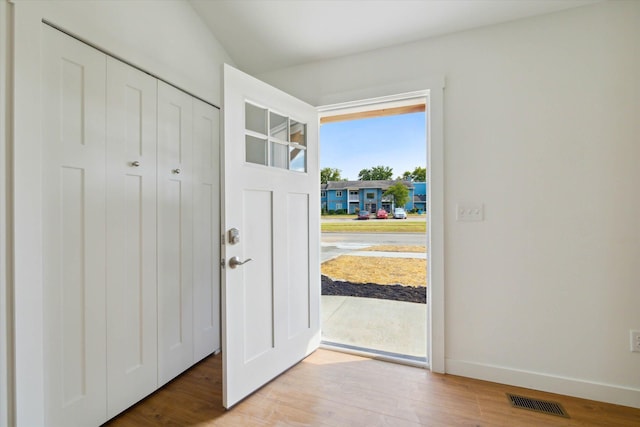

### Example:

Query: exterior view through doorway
xmin=318 ymin=95 xmax=429 ymax=366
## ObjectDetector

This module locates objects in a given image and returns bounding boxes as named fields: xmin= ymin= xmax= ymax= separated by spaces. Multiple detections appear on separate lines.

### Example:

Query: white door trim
xmin=1 ymin=1 xmax=14 ymax=425
xmin=317 ymin=84 xmax=445 ymax=373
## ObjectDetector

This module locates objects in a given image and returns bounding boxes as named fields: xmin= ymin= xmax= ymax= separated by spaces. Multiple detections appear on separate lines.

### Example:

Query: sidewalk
xmin=347 ymin=250 xmax=426 ymax=259
xmin=321 ymin=295 xmax=427 ymax=360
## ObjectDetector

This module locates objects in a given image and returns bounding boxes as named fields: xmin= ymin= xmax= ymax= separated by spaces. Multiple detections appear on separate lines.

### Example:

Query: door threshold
xmin=320 ymin=341 xmax=428 ymax=369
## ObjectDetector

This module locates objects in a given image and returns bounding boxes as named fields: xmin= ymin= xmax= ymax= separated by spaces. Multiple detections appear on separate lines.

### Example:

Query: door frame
xmin=317 ymin=87 xmax=445 ymax=372
xmin=1 ymin=1 xmax=13 ymax=426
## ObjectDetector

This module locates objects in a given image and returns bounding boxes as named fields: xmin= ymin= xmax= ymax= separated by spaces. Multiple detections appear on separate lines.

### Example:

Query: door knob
xmin=131 ymin=161 xmax=140 ymax=167
xmin=229 ymin=256 xmax=253 ymax=269
xmin=172 ymin=168 xmax=181 ymax=174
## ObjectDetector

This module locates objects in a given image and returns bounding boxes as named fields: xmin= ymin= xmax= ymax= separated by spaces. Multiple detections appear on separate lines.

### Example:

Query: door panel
xmin=286 ymin=192 xmax=310 ymax=339
xmin=242 ymin=189 xmax=275 ymax=362
xmin=222 ymin=64 xmax=320 ymax=408
xmin=157 ymin=81 xmax=194 ymax=386
xmin=105 ymin=57 xmax=158 ymax=418
xmin=193 ymin=99 xmax=221 ymax=362
xmin=42 ymin=25 xmax=107 ymax=427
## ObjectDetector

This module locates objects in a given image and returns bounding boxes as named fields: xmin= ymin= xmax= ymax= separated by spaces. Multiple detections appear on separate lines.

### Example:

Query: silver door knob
xmin=131 ymin=161 xmax=140 ymax=167
xmin=172 ymin=168 xmax=181 ymax=174
xmin=229 ymin=256 xmax=253 ymax=269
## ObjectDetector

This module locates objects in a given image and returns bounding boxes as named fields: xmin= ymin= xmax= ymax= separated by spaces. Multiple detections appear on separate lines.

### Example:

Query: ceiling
xmin=190 ymin=0 xmax=601 ymax=75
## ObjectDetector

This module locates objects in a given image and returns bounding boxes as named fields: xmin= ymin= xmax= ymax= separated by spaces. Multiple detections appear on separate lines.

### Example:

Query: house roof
xmin=324 ymin=180 xmax=414 ymax=191
xmin=414 ymin=194 xmax=427 ymax=202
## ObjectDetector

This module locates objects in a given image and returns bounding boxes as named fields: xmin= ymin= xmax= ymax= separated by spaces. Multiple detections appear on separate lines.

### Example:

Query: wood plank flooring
xmin=103 ymin=349 xmax=640 ymax=426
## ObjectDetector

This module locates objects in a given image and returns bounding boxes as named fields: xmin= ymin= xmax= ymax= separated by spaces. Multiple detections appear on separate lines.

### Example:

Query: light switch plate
xmin=456 ymin=203 xmax=484 ymax=222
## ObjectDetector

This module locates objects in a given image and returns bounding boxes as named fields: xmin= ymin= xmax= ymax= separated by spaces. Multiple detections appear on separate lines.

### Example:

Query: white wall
xmin=13 ymin=0 xmax=232 ymax=105
xmin=259 ymin=1 xmax=640 ymax=408
xmin=9 ymin=1 xmax=233 ymax=425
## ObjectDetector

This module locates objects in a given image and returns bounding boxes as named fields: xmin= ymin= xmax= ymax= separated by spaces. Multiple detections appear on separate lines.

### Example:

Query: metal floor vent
xmin=506 ymin=393 xmax=569 ymax=418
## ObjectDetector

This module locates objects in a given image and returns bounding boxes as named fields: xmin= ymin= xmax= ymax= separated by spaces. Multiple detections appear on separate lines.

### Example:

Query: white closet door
xmin=105 ymin=57 xmax=158 ymax=418
xmin=157 ymin=81 xmax=194 ymax=385
xmin=193 ymin=100 xmax=221 ymax=362
xmin=42 ymin=25 xmax=107 ymax=427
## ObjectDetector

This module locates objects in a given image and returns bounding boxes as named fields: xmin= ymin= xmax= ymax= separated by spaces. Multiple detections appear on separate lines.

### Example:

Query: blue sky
xmin=320 ymin=112 xmax=426 ymax=181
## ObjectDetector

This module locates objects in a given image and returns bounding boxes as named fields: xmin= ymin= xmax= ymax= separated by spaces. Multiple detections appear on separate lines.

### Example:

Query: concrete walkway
xmin=321 ymin=295 xmax=427 ymax=360
xmin=347 ymin=250 xmax=426 ymax=259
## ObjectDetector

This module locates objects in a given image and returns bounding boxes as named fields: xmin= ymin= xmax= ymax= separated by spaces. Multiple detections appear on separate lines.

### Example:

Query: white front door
xmin=222 ymin=64 xmax=320 ymax=408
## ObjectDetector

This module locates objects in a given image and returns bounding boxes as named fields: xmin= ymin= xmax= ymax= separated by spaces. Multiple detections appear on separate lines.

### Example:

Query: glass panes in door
xmin=244 ymin=101 xmax=307 ymax=172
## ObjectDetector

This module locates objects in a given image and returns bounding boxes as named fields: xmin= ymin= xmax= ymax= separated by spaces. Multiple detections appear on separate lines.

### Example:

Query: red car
xmin=376 ymin=209 xmax=388 ymax=219
xmin=357 ymin=210 xmax=371 ymax=220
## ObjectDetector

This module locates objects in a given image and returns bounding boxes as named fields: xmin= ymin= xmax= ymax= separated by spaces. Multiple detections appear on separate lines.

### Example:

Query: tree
xmin=400 ymin=166 xmax=426 ymax=182
xmin=358 ymin=165 xmax=393 ymax=181
xmin=321 ymin=167 xmax=343 ymax=184
xmin=383 ymin=182 xmax=409 ymax=209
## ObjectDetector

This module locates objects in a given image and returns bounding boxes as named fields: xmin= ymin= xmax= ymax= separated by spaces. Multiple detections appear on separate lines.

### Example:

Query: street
xmin=321 ymin=232 xmax=426 ymax=262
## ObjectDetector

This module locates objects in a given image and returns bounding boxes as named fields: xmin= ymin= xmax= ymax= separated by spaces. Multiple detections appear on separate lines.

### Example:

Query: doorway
xmin=318 ymin=95 xmax=429 ymax=366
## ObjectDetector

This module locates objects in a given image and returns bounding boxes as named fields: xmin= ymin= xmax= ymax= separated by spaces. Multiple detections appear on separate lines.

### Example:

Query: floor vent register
xmin=506 ymin=393 xmax=569 ymax=418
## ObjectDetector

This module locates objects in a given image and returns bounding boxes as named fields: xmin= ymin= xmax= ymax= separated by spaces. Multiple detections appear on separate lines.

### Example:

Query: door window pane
xmin=271 ymin=141 xmax=288 ymax=169
xmin=246 ymin=135 xmax=267 ymax=165
xmin=245 ymin=103 xmax=267 ymax=135
xmin=270 ymin=112 xmax=288 ymax=141
xmin=289 ymin=147 xmax=306 ymax=172
xmin=290 ymin=120 xmax=306 ymax=147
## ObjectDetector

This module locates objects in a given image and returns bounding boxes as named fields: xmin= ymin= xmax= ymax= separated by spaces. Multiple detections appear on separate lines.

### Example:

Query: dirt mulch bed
xmin=322 ymin=275 xmax=426 ymax=304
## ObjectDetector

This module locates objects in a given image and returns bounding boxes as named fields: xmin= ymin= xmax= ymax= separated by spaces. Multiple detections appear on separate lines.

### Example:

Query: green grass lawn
xmin=321 ymin=220 xmax=426 ymax=233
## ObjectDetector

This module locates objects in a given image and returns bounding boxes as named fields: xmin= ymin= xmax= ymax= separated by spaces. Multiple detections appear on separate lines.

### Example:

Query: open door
xmin=222 ymin=64 xmax=320 ymax=408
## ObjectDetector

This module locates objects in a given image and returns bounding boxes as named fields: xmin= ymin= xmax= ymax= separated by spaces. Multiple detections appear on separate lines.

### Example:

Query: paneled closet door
xmin=42 ymin=25 xmax=107 ymax=427
xmin=193 ymin=100 xmax=221 ymax=362
xmin=157 ymin=81 xmax=195 ymax=385
xmin=105 ymin=57 xmax=158 ymax=418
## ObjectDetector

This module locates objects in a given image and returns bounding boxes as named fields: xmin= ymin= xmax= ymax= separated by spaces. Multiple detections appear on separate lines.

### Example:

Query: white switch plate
xmin=631 ymin=330 xmax=640 ymax=353
xmin=456 ymin=203 xmax=484 ymax=222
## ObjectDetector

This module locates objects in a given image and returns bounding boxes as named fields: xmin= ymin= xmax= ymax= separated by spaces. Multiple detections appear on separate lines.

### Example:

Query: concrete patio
xmin=321 ymin=295 xmax=427 ymax=362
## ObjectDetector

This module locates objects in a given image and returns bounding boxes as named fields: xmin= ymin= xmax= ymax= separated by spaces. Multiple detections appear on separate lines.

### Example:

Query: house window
xmin=321 ymin=191 xmax=326 ymax=197
xmin=366 ymin=192 xmax=375 ymax=199
xmin=349 ymin=190 xmax=358 ymax=195
xmin=335 ymin=203 xmax=343 ymax=210
xmin=335 ymin=191 xmax=343 ymax=197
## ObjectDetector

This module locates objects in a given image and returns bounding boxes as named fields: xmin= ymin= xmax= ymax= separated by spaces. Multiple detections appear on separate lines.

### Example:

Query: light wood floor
xmin=104 ymin=349 xmax=640 ymax=426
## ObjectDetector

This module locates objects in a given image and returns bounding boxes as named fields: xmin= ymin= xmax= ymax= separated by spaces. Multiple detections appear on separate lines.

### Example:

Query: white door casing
xmin=222 ymin=64 xmax=321 ymax=408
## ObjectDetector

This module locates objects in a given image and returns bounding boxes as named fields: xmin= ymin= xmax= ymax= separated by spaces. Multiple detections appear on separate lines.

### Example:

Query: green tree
xmin=400 ymin=166 xmax=426 ymax=182
xmin=358 ymin=165 xmax=393 ymax=181
xmin=383 ymin=182 xmax=409 ymax=208
xmin=320 ymin=167 xmax=343 ymax=184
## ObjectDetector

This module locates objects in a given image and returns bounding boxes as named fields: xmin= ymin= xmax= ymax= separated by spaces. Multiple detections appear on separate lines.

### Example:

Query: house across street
xmin=321 ymin=180 xmax=427 ymax=214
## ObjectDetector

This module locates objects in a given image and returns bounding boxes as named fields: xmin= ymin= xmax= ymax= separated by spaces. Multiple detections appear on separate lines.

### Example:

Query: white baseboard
xmin=446 ymin=358 xmax=640 ymax=409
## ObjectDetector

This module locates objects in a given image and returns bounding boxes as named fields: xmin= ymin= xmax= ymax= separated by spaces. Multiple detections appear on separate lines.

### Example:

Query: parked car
xmin=393 ymin=208 xmax=407 ymax=219
xmin=376 ymin=209 xmax=388 ymax=219
xmin=357 ymin=210 xmax=371 ymax=220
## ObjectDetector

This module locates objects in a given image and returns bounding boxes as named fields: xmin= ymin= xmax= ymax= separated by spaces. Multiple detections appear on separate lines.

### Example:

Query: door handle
xmin=229 ymin=256 xmax=253 ymax=269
